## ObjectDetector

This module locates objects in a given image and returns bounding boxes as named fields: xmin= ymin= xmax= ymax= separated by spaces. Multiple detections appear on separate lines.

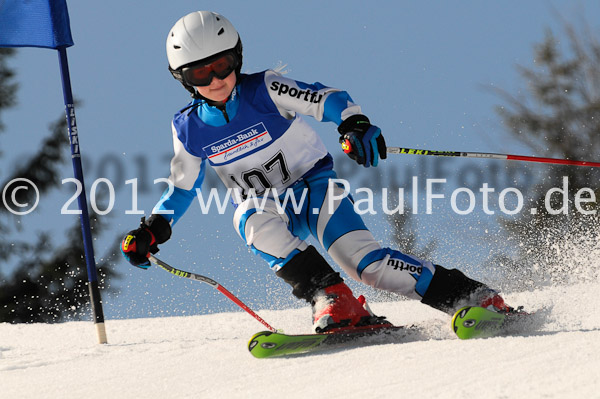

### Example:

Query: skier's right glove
xmin=121 ymin=214 xmax=172 ymax=269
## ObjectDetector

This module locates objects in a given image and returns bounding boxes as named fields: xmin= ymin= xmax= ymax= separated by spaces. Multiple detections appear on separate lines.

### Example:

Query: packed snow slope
xmin=1 ymin=282 xmax=599 ymax=399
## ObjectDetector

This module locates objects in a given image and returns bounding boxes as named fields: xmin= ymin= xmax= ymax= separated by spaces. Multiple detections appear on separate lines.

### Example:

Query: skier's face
xmin=195 ymin=72 xmax=237 ymax=104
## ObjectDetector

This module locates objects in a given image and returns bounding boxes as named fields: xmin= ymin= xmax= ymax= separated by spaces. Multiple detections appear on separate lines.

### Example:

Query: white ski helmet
xmin=166 ymin=11 xmax=243 ymax=96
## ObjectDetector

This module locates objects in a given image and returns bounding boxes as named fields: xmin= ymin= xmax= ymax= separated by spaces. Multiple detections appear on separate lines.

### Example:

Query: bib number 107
xmin=230 ymin=151 xmax=290 ymax=196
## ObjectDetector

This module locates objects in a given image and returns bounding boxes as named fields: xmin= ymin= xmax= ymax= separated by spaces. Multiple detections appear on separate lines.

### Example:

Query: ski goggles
xmin=181 ymin=51 xmax=240 ymax=87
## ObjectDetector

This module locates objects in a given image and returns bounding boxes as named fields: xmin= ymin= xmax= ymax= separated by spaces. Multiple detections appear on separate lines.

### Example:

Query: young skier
xmin=121 ymin=11 xmax=517 ymax=333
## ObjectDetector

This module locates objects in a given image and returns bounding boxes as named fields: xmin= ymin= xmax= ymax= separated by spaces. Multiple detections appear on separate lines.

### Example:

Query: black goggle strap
xmin=169 ymin=65 xmax=201 ymax=98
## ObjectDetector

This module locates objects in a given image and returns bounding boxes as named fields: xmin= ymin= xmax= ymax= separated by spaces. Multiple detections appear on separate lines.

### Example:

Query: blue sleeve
xmin=153 ymin=160 xmax=206 ymax=226
xmin=296 ymin=80 xmax=355 ymax=125
xmin=322 ymin=90 xmax=355 ymax=125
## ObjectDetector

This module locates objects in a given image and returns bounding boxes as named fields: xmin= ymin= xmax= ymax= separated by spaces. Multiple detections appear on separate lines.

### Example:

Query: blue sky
xmin=2 ymin=1 xmax=599 ymax=320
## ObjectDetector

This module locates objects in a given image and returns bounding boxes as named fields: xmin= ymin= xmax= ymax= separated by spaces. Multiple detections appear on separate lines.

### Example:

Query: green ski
xmin=248 ymin=325 xmax=405 ymax=358
xmin=452 ymin=306 xmax=533 ymax=339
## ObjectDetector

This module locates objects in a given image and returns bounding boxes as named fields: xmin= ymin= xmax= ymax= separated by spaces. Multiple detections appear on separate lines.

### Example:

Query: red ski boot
xmin=311 ymin=282 xmax=390 ymax=333
xmin=478 ymin=290 xmax=527 ymax=315
xmin=480 ymin=292 xmax=512 ymax=312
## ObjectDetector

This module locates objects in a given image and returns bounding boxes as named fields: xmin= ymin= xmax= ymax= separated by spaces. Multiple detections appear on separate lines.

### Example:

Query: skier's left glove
xmin=120 ymin=214 xmax=172 ymax=269
xmin=338 ymin=114 xmax=387 ymax=167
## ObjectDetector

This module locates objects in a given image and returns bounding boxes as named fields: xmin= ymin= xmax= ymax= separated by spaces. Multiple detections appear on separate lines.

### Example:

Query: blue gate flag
xmin=0 ymin=0 xmax=73 ymax=49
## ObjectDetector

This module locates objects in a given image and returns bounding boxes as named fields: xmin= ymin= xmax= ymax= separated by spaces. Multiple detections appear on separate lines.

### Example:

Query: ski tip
xmin=451 ymin=306 xmax=507 ymax=340
xmin=451 ymin=307 xmax=471 ymax=337
xmin=248 ymin=331 xmax=274 ymax=358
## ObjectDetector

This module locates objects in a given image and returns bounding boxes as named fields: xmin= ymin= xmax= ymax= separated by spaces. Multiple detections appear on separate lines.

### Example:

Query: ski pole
xmin=386 ymin=146 xmax=600 ymax=168
xmin=148 ymin=255 xmax=276 ymax=332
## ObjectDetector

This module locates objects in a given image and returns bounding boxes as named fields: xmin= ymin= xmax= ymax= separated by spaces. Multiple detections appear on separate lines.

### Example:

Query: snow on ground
xmin=1 ymin=282 xmax=599 ymax=399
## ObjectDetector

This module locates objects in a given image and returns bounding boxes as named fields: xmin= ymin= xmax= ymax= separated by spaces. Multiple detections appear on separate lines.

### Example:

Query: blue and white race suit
xmin=155 ymin=70 xmax=435 ymax=300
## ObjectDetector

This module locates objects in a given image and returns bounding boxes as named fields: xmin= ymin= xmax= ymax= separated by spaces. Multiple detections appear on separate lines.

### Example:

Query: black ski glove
xmin=338 ymin=114 xmax=387 ymax=167
xmin=121 ymin=214 xmax=172 ymax=269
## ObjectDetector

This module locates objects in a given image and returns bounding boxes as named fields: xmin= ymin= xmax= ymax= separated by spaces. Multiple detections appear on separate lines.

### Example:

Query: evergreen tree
xmin=0 ymin=49 xmax=120 ymax=323
xmin=0 ymin=49 xmax=17 ymax=133
xmin=492 ymin=20 xmax=600 ymax=289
